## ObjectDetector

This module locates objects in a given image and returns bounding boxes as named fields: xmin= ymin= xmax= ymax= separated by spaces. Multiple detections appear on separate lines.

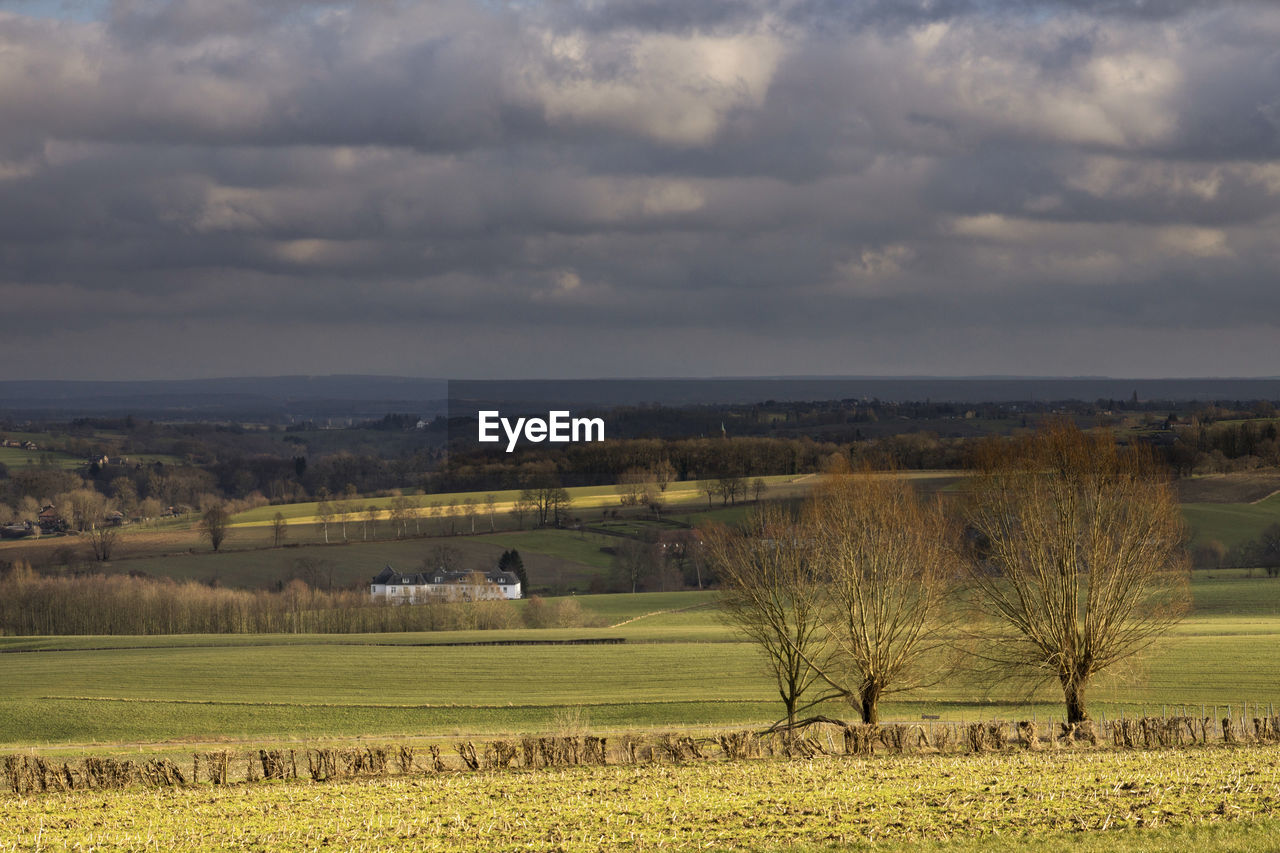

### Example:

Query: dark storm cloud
xmin=1 ymin=0 xmax=1279 ymax=379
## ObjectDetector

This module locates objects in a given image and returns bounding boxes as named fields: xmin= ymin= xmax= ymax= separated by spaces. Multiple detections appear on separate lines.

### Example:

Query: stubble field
xmin=2 ymin=746 xmax=1279 ymax=851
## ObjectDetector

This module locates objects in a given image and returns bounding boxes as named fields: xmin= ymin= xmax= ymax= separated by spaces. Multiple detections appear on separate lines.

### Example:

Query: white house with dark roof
xmin=370 ymin=565 xmax=521 ymax=602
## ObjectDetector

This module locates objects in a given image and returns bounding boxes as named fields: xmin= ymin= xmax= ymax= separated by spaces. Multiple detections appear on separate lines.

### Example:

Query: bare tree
xmin=963 ymin=421 xmax=1190 ymax=724
xmin=520 ymin=485 xmax=571 ymax=528
xmin=271 ymin=511 xmax=288 ymax=547
xmin=612 ymin=538 xmax=658 ymax=594
xmin=652 ymin=458 xmax=676 ymax=493
xmin=704 ymin=505 xmax=832 ymax=735
xmin=363 ymin=505 xmax=380 ymax=540
xmin=716 ymin=475 xmax=744 ymax=506
xmin=388 ymin=497 xmax=412 ymax=538
xmin=510 ymin=496 xmax=535 ymax=530
xmin=290 ymin=556 xmax=335 ymax=591
xmin=804 ymin=471 xmax=958 ymax=725
xmin=62 ymin=488 xmax=105 ymax=532
xmin=316 ymin=500 xmax=335 ymax=544
xmin=667 ymin=530 xmax=710 ymax=590
xmin=86 ymin=505 xmax=120 ymax=562
xmin=334 ymin=500 xmax=352 ymax=541
xmin=484 ymin=494 xmax=497 ymax=531
xmin=752 ymin=477 xmax=768 ymax=502
xmin=17 ymin=497 xmax=42 ymax=538
xmin=425 ymin=544 xmax=463 ymax=573
xmin=199 ymin=502 xmax=231 ymax=552
xmin=137 ymin=497 xmax=162 ymax=526
xmin=616 ymin=468 xmax=652 ymax=507
xmin=462 ymin=497 xmax=477 ymax=534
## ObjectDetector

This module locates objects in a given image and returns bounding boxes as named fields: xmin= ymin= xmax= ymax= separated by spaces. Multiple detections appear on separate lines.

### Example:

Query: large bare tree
xmin=804 ymin=471 xmax=958 ymax=724
xmin=963 ymin=421 xmax=1189 ymax=724
xmin=86 ymin=502 xmax=121 ymax=562
xmin=199 ymin=501 xmax=231 ymax=552
xmin=705 ymin=505 xmax=833 ymax=734
xmin=271 ymin=511 xmax=288 ymax=547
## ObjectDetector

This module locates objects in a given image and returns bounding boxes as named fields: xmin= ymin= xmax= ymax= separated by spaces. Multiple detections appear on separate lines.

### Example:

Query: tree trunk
xmin=1063 ymin=679 xmax=1089 ymax=724
xmin=860 ymin=683 xmax=882 ymax=725
xmin=783 ymin=695 xmax=797 ymax=748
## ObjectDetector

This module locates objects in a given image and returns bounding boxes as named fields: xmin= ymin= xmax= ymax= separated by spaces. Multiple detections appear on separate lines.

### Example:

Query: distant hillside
xmin=0 ymin=376 xmax=448 ymax=421
xmin=448 ymin=377 xmax=1280 ymax=410
xmin=4 ymin=375 xmax=1280 ymax=422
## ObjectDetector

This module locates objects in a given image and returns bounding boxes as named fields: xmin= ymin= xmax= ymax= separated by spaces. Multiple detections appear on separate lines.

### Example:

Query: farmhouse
xmin=370 ymin=565 xmax=522 ymax=602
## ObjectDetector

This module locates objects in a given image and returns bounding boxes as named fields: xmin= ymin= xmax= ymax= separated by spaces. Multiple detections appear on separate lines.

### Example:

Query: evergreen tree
xmin=498 ymin=549 xmax=528 ymax=593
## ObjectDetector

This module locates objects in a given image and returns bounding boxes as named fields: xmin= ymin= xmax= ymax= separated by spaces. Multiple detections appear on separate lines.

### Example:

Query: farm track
xmin=608 ymin=601 xmax=716 ymax=628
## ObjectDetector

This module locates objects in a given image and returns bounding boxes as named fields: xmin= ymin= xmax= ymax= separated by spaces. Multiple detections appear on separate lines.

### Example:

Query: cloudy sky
xmin=2 ymin=0 xmax=1279 ymax=380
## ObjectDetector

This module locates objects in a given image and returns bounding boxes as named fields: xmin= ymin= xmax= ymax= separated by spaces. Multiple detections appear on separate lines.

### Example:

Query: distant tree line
xmin=0 ymin=563 xmax=520 ymax=635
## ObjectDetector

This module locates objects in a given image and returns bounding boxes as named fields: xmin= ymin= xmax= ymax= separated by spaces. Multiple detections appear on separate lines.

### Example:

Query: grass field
xmin=229 ymin=474 xmax=812 ymax=527
xmin=98 ymin=534 xmax=614 ymax=591
xmin=2 ymin=747 xmax=1279 ymax=851
xmin=0 ymin=446 xmax=82 ymax=471
xmin=2 ymin=577 xmax=1280 ymax=853
xmin=1 ymin=576 xmax=1278 ymax=751
xmin=1182 ymin=493 xmax=1280 ymax=547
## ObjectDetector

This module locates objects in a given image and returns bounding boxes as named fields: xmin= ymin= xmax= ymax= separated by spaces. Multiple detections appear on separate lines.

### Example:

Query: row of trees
xmin=1195 ymin=523 xmax=1280 ymax=576
xmin=0 ymin=563 xmax=520 ymax=635
xmin=708 ymin=422 xmax=1189 ymax=729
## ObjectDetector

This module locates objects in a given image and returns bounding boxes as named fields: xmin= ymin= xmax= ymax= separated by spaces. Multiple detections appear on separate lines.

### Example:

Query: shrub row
xmin=6 ymin=717 xmax=1280 ymax=796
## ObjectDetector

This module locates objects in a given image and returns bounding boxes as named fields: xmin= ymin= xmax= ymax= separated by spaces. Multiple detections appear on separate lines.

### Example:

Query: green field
xmin=229 ymin=474 xmax=809 ymax=527
xmin=2 ymin=747 xmax=1279 ymax=851
xmin=2 ymin=576 xmax=1280 ymax=853
xmin=473 ymin=529 xmax=618 ymax=570
xmin=2 ymin=576 xmax=1279 ymax=751
xmin=0 ymin=446 xmax=82 ymax=471
xmin=1182 ymin=493 xmax=1280 ymax=547
xmin=106 ymin=533 xmax=613 ymax=591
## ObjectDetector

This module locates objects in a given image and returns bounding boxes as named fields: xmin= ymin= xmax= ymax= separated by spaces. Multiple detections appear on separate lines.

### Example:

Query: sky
xmin=1 ymin=0 xmax=1278 ymax=380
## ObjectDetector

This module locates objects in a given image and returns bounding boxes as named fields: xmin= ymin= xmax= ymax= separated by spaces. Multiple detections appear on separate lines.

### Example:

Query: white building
xmin=370 ymin=565 xmax=522 ymax=602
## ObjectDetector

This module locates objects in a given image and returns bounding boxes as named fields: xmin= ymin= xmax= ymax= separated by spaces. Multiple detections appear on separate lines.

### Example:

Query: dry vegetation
xmin=0 ymin=564 xmax=527 ymax=634
xmin=3 ymin=737 xmax=1280 ymax=851
xmin=9 ymin=710 xmax=1280 ymax=796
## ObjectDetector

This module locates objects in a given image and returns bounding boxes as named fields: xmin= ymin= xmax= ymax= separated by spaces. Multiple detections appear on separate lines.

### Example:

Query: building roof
xmin=371 ymin=565 xmax=519 ymax=586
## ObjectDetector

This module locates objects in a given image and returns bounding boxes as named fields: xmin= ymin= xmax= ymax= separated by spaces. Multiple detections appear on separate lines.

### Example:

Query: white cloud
xmin=520 ymin=28 xmax=785 ymax=146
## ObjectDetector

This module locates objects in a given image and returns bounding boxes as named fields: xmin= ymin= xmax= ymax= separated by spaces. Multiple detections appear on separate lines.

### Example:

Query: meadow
xmin=1 ymin=573 xmax=1278 ymax=752
xmin=0 ymin=447 xmax=82 ymax=471
xmin=229 ymin=474 xmax=813 ymax=527
xmin=1183 ymin=493 xmax=1280 ymax=548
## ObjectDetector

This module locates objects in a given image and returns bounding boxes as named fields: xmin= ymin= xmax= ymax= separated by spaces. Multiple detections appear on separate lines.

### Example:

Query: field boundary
xmin=35 ymin=695 xmax=773 ymax=711
xmin=0 ymin=637 xmax=627 ymax=654
xmin=6 ymin=715 xmax=1280 ymax=797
